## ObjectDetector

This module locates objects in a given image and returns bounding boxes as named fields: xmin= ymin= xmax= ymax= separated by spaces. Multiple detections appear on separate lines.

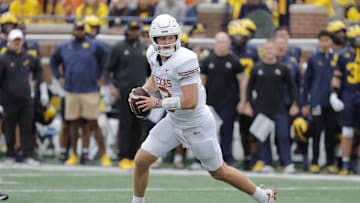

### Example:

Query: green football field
xmin=0 ymin=164 xmax=359 ymax=203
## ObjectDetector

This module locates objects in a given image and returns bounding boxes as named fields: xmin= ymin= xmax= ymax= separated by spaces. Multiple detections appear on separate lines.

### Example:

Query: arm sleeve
xmin=302 ymin=57 xmax=314 ymax=105
xmin=49 ymin=47 xmax=63 ymax=79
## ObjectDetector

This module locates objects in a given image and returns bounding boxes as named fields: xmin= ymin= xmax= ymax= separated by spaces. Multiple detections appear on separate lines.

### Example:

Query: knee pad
xmin=342 ymin=127 xmax=354 ymax=138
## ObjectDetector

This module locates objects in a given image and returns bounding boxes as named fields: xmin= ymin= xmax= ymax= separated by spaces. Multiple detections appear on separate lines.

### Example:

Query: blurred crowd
xmin=0 ymin=0 xmax=358 ymax=177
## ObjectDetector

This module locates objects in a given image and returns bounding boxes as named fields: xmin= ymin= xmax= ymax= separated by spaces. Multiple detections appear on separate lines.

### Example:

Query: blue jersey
xmin=302 ymin=51 xmax=337 ymax=107
xmin=336 ymin=47 xmax=360 ymax=127
xmin=232 ymin=45 xmax=259 ymax=78
xmin=336 ymin=47 xmax=360 ymax=93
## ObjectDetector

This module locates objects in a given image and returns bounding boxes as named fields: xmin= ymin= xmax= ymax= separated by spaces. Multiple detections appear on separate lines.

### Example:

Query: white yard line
xmin=0 ymin=164 xmax=360 ymax=182
xmin=2 ymin=186 xmax=360 ymax=193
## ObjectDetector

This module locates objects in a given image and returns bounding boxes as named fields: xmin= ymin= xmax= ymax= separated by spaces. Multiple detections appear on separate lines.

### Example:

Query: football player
xmin=129 ymin=14 xmax=276 ymax=203
xmin=227 ymin=19 xmax=259 ymax=171
xmin=331 ymin=25 xmax=360 ymax=175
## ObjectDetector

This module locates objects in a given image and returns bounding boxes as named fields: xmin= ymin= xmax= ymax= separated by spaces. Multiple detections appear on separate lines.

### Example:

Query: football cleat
xmin=65 ymin=154 xmax=79 ymax=165
xmin=118 ymin=158 xmax=134 ymax=170
xmin=264 ymin=189 xmax=277 ymax=203
xmin=252 ymin=161 xmax=264 ymax=173
xmin=100 ymin=154 xmax=112 ymax=167
xmin=0 ymin=193 xmax=8 ymax=200
xmin=308 ymin=164 xmax=320 ymax=173
xmin=338 ymin=169 xmax=349 ymax=176
xmin=323 ymin=165 xmax=339 ymax=174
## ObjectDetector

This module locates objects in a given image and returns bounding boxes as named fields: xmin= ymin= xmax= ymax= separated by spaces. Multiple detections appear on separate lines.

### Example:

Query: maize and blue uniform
xmin=336 ymin=48 xmax=360 ymax=128
xmin=232 ymin=45 xmax=259 ymax=168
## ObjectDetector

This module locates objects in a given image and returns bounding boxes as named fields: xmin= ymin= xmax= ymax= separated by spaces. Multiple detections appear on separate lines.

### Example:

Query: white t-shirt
xmin=147 ymin=45 xmax=209 ymax=129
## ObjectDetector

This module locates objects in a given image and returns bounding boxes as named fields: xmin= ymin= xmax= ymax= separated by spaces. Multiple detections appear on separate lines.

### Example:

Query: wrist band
xmin=162 ymin=97 xmax=181 ymax=110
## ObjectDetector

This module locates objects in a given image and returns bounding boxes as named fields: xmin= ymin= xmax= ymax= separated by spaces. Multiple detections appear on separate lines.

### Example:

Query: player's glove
xmin=329 ymin=92 xmax=344 ymax=112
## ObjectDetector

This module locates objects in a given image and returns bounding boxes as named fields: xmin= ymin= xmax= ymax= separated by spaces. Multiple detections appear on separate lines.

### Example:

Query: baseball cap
xmin=128 ymin=20 xmax=140 ymax=30
xmin=73 ymin=20 xmax=85 ymax=30
xmin=8 ymin=29 xmax=23 ymax=41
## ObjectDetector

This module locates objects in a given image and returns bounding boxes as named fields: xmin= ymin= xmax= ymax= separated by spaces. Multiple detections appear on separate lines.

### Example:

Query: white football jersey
xmin=147 ymin=45 xmax=209 ymax=128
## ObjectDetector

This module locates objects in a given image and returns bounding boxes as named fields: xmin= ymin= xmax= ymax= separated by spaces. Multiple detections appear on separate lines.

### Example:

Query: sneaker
xmin=252 ymin=161 xmax=264 ymax=173
xmin=24 ymin=158 xmax=40 ymax=166
xmin=100 ymin=154 xmax=112 ymax=167
xmin=58 ymin=152 xmax=68 ymax=164
xmin=0 ymin=193 xmax=8 ymax=200
xmin=283 ymin=163 xmax=296 ymax=174
xmin=264 ymin=189 xmax=277 ymax=203
xmin=262 ymin=165 xmax=275 ymax=173
xmin=308 ymin=164 xmax=320 ymax=173
xmin=118 ymin=158 xmax=133 ymax=170
xmin=80 ymin=153 xmax=91 ymax=165
xmin=4 ymin=158 xmax=15 ymax=166
xmin=323 ymin=165 xmax=339 ymax=174
xmin=65 ymin=154 xmax=79 ymax=166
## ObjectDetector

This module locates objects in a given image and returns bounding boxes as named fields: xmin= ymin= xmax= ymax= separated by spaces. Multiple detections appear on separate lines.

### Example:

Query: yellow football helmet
xmin=181 ymin=33 xmax=189 ymax=44
xmin=346 ymin=24 xmax=360 ymax=39
xmin=326 ymin=20 xmax=346 ymax=33
xmin=36 ymin=105 xmax=57 ymax=125
xmin=227 ymin=20 xmax=250 ymax=37
xmin=0 ymin=12 xmax=18 ymax=25
xmin=292 ymin=117 xmax=308 ymax=143
xmin=84 ymin=15 xmax=101 ymax=34
xmin=240 ymin=18 xmax=257 ymax=33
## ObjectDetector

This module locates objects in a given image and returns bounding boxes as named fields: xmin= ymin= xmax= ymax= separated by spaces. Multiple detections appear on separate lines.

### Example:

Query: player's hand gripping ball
xmin=129 ymin=87 xmax=151 ymax=119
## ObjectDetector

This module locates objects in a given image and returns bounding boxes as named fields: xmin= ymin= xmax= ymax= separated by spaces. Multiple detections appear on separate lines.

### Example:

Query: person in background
xmin=129 ymin=0 xmax=155 ymax=24
xmin=83 ymin=14 xmax=113 ymax=166
xmin=245 ymin=38 xmax=298 ymax=174
xmin=108 ymin=0 xmax=132 ymax=27
xmin=0 ymin=0 xmax=12 ymax=15
xmin=154 ymin=0 xmax=187 ymax=23
xmin=0 ymin=29 xmax=48 ymax=166
xmin=9 ymin=0 xmax=40 ymax=23
xmin=50 ymin=20 xmax=108 ymax=166
xmin=105 ymin=20 xmax=149 ymax=170
xmin=38 ymin=0 xmax=67 ymax=23
xmin=331 ymin=25 xmax=360 ymax=176
xmin=227 ymin=20 xmax=259 ymax=171
xmin=344 ymin=0 xmax=360 ymax=23
xmin=201 ymin=32 xmax=245 ymax=167
xmin=75 ymin=0 xmax=109 ymax=25
xmin=301 ymin=30 xmax=339 ymax=174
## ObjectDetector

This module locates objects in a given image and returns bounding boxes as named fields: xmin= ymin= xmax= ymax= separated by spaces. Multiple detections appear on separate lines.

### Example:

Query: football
xmin=129 ymin=87 xmax=151 ymax=119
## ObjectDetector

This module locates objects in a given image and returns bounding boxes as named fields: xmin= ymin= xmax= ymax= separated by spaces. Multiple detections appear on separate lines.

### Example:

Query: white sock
xmin=132 ymin=196 xmax=144 ymax=203
xmin=173 ymin=154 xmax=183 ymax=164
xmin=251 ymin=187 xmax=267 ymax=203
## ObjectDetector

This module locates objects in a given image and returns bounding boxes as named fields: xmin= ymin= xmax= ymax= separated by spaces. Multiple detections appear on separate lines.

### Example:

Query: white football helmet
xmin=149 ymin=14 xmax=182 ymax=57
